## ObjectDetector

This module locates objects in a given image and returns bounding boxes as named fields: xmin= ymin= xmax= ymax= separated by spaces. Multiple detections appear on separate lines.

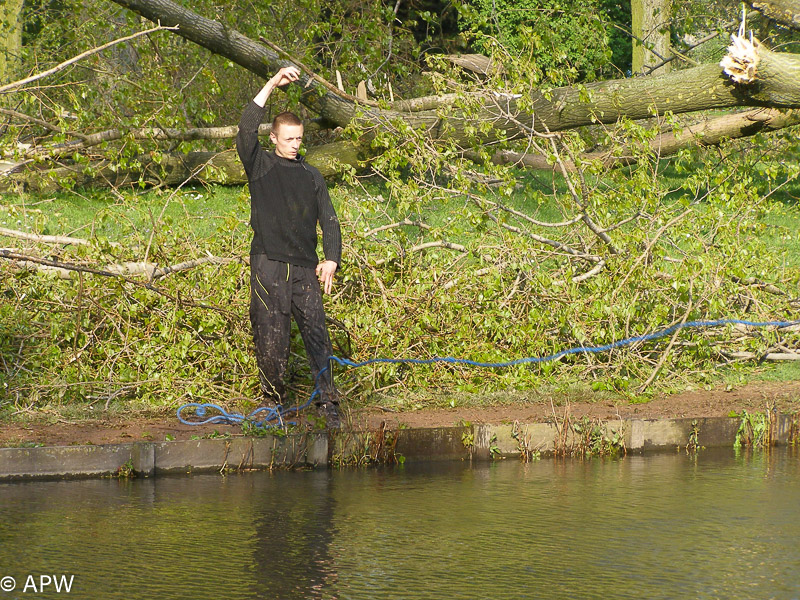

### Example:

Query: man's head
xmin=270 ymin=112 xmax=304 ymax=159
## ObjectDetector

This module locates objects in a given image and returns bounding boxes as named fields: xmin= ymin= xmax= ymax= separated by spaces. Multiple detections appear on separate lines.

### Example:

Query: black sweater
xmin=236 ymin=101 xmax=342 ymax=268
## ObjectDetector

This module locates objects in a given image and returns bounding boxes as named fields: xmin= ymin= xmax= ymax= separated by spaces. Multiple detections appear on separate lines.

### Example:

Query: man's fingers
xmin=282 ymin=66 xmax=300 ymax=81
xmin=317 ymin=267 xmax=334 ymax=294
xmin=316 ymin=261 xmax=337 ymax=293
xmin=272 ymin=66 xmax=300 ymax=87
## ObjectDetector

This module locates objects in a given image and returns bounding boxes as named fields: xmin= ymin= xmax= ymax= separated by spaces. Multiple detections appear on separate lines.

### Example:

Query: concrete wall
xmin=1 ymin=414 xmax=797 ymax=481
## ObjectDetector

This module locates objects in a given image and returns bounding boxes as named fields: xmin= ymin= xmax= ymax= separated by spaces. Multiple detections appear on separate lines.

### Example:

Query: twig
xmin=258 ymin=36 xmax=381 ymax=108
xmin=0 ymin=107 xmax=88 ymax=139
xmin=363 ymin=219 xmax=431 ymax=237
xmin=373 ymin=240 xmax=466 ymax=266
xmin=570 ymin=259 xmax=607 ymax=283
xmin=638 ymin=297 xmax=694 ymax=394
xmin=723 ymin=351 xmax=800 ymax=361
xmin=0 ymin=24 xmax=178 ymax=94
xmin=0 ymin=249 xmax=237 ymax=317
xmin=366 ymin=0 xmax=403 ymax=81
xmin=415 ymin=177 xmax=601 ymax=262
xmin=0 ymin=226 xmax=90 ymax=246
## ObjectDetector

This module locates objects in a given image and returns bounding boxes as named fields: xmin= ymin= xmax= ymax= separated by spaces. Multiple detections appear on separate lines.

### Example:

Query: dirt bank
xmin=2 ymin=381 xmax=800 ymax=448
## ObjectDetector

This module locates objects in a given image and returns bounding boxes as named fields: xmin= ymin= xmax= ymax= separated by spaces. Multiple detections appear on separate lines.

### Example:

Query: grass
xmin=0 ymin=185 xmax=249 ymax=242
xmin=741 ymin=361 xmax=800 ymax=383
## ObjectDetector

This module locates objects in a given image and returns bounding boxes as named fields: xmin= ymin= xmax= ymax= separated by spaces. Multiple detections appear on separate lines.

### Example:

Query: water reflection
xmin=250 ymin=471 xmax=337 ymax=599
xmin=0 ymin=448 xmax=798 ymax=599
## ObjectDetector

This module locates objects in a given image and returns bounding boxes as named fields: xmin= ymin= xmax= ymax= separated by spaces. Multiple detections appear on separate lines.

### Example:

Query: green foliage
xmin=3 ymin=131 xmax=800 ymax=414
xmin=598 ymin=0 xmax=632 ymax=75
xmin=1 ymin=186 xmax=258 ymax=410
xmin=456 ymin=0 xmax=614 ymax=82
xmin=686 ymin=419 xmax=700 ymax=453
xmin=734 ymin=411 xmax=772 ymax=449
xmin=3 ymin=0 xmax=800 ymax=421
xmin=571 ymin=417 xmax=626 ymax=457
xmin=115 ymin=459 xmax=135 ymax=478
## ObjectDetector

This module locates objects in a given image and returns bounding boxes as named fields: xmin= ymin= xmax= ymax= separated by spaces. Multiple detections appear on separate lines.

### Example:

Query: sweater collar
xmin=271 ymin=151 xmax=305 ymax=166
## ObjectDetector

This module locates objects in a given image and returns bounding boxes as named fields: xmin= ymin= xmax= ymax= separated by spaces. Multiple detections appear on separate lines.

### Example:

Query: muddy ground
xmin=2 ymin=381 xmax=800 ymax=447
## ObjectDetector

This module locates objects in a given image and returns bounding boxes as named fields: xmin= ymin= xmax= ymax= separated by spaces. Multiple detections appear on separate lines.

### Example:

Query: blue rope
xmin=177 ymin=318 xmax=799 ymax=428
xmin=176 ymin=402 xmax=296 ymax=428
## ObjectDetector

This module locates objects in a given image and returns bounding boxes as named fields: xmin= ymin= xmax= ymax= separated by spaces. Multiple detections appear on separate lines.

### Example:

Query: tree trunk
xmin=751 ymin=0 xmax=800 ymax=30
xmin=632 ymin=0 xmax=672 ymax=75
xmin=0 ymin=0 xmax=23 ymax=83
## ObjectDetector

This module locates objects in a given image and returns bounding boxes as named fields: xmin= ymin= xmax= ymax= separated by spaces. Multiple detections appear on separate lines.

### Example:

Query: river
xmin=1 ymin=447 xmax=798 ymax=599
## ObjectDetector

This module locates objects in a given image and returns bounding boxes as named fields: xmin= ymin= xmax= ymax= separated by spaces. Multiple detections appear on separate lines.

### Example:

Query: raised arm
xmin=236 ymin=67 xmax=301 ymax=176
xmin=252 ymin=66 xmax=300 ymax=108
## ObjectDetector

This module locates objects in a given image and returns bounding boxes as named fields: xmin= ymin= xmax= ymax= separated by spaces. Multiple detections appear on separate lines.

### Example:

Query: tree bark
xmin=0 ymin=0 xmax=23 ymax=83
xmin=632 ymin=0 xmax=672 ymax=75
xmin=489 ymin=108 xmax=800 ymax=171
xmin=751 ymin=0 xmax=800 ymax=30
xmin=8 ymin=0 xmax=800 ymax=192
xmin=7 ymin=121 xmax=331 ymax=160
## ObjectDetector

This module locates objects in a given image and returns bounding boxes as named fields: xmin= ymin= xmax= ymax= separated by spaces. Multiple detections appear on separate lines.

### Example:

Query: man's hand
xmin=253 ymin=66 xmax=301 ymax=107
xmin=316 ymin=260 xmax=337 ymax=294
xmin=268 ymin=66 xmax=301 ymax=89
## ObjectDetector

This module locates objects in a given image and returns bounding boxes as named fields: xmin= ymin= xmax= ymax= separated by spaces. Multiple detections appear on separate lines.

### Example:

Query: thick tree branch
xmin=9 ymin=121 xmax=331 ymax=160
xmin=0 ymin=139 xmax=366 ymax=192
xmin=1 ymin=248 xmax=235 ymax=280
xmin=490 ymin=107 xmax=800 ymax=172
xmin=0 ymin=227 xmax=90 ymax=246
xmin=751 ymin=0 xmax=800 ymax=30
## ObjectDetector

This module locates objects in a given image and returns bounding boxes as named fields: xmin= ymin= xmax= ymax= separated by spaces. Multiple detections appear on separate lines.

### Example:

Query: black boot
xmin=318 ymin=401 xmax=341 ymax=429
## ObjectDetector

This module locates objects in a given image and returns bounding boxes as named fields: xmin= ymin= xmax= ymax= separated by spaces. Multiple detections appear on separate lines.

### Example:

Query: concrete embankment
xmin=0 ymin=414 xmax=797 ymax=481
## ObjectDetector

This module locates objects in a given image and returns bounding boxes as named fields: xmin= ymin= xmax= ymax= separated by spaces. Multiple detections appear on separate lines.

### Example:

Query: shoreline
xmin=1 ymin=412 xmax=797 ymax=481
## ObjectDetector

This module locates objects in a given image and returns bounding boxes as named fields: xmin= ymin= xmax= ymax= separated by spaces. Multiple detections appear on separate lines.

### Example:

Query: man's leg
xmin=290 ymin=265 xmax=338 ymax=405
xmin=250 ymin=255 xmax=292 ymax=404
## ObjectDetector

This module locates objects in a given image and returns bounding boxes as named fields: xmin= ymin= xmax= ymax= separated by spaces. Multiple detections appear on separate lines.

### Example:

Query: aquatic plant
xmin=330 ymin=422 xmax=402 ymax=467
xmin=686 ymin=419 xmax=701 ymax=453
xmin=733 ymin=410 xmax=773 ymax=449
xmin=510 ymin=420 xmax=541 ymax=462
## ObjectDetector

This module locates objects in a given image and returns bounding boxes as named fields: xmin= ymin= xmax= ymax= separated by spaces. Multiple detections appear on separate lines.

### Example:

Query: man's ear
xmin=269 ymin=131 xmax=277 ymax=144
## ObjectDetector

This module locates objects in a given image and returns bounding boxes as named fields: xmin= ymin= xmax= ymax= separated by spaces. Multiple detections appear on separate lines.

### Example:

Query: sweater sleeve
xmin=236 ymin=101 xmax=268 ymax=179
xmin=314 ymin=170 xmax=342 ymax=267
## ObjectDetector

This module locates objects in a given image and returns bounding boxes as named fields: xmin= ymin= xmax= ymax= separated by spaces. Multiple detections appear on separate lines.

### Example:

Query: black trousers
xmin=249 ymin=255 xmax=336 ymax=404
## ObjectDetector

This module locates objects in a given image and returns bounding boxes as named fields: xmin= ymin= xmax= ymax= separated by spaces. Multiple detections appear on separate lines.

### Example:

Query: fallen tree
xmin=487 ymin=107 xmax=800 ymax=172
xmin=3 ymin=0 xmax=800 ymax=191
xmin=108 ymin=0 xmax=800 ymax=134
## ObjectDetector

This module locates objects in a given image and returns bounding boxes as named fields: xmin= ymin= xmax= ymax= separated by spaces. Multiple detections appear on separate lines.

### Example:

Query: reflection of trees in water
xmin=251 ymin=471 xmax=337 ymax=599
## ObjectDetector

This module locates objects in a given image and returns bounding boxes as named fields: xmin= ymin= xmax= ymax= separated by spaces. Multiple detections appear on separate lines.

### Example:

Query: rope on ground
xmin=176 ymin=318 xmax=799 ymax=428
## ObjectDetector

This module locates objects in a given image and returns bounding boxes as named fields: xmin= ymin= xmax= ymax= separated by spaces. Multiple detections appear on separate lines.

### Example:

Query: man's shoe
xmin=320 ymin=402 xmax=341 ymax=429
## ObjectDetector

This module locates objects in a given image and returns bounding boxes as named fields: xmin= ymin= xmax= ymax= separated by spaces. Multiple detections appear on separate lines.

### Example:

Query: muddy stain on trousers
xmin=249 ymin=254 xmax=335 ymax=402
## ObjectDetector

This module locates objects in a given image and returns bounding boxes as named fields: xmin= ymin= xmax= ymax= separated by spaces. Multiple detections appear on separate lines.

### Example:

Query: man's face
xmin=270 ymin=123 xmax=304 ymax=159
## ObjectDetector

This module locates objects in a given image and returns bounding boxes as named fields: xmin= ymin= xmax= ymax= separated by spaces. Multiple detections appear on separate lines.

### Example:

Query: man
xmin=236 ymin=66 xmax=342 ymax=427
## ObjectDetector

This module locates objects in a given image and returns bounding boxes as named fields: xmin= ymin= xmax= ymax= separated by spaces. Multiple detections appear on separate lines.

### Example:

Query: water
xmin=1 ymin=448 xmax=799 ymax=599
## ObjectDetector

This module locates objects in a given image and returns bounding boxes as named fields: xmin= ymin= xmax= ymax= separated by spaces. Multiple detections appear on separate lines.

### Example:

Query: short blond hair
xmin=272 ymin=111 xmax=302 ymax=133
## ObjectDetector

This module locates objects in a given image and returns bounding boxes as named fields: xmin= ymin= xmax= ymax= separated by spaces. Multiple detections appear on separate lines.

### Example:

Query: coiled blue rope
xmin=177 ymin=318 xmax=798 ymax=428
